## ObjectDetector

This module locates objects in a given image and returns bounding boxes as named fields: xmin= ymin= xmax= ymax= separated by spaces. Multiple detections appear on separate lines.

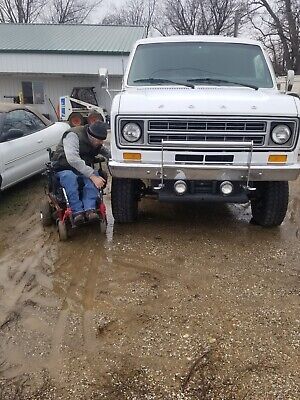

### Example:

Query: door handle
xmin=37 ymin=139 xmax=43 ymax=143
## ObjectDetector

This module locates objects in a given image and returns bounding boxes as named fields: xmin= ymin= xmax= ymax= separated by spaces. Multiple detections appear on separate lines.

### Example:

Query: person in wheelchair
xmin=51 ymin=120 xmax=110 ymax=226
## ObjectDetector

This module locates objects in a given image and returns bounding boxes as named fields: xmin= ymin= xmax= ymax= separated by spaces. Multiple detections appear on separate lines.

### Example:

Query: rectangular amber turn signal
xmin=123 ymin=152 xmax=141 ymax=161
xmin=268 ymin=155 xmax=287 ymax=163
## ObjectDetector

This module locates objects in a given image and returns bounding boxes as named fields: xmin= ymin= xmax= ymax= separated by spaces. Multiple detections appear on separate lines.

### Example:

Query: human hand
xmin=90 ymin=174 xmax=106 ymax=189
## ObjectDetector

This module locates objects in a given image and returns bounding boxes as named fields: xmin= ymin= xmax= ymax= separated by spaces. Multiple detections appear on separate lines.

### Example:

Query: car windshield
xmin=127 ymin=42 xmax=274 ymax=89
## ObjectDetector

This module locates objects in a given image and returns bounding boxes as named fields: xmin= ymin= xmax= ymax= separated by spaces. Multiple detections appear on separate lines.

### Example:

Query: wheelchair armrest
xmin=45 ymin=161 xmax=59 ymax=171
xmin=47 ymin=147 xmax=54 ymax=160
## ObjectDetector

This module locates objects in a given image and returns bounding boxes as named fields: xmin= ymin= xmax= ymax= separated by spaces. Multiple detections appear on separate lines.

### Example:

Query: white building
xmin=0 ymin=24 xmax=146 ymax=120
xmin=277 ymin=75 xmax=300 ymax=94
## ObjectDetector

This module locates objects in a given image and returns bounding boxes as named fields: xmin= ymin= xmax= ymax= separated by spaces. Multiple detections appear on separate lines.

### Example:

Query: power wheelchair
xmin=40 ymin=149 xmax=107 ymax=241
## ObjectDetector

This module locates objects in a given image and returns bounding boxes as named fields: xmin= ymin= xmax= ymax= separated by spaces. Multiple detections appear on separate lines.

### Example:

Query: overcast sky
xmin=93 ymin=0 xmax=127 ymax=22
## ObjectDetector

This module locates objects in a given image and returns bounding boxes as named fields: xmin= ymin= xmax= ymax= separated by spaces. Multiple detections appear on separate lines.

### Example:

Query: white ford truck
xmin=108 ymin=36 xmax=300 ymax=227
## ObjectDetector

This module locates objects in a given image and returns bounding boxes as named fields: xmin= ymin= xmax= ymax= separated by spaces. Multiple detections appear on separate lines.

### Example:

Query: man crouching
xmin=52 ymin=120 xmax=110 ymax=226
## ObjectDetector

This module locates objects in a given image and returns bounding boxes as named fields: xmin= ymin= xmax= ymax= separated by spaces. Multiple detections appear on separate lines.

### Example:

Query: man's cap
xmin=87 ymin=121 xmax=107 ymax=140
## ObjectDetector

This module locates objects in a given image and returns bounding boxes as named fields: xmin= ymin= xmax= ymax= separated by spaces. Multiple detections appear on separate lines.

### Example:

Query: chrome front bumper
xmin=109 ymin=161 xmax=300 ymax=181
xmin=110 ymin=141 xmax=300 ymax=182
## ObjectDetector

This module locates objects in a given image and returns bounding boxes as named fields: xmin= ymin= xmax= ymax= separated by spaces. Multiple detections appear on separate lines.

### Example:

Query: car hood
xmin=118 ymin=87 xmax=298 ymax=117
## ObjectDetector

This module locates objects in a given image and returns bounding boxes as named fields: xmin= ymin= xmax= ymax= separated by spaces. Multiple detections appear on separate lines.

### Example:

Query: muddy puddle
xmin=0 ymin=176 xmax=299 ymax=399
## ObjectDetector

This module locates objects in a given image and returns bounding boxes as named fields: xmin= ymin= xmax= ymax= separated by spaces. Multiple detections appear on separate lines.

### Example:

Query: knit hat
xmin=87 ymin=121 xmax=107 ymax=140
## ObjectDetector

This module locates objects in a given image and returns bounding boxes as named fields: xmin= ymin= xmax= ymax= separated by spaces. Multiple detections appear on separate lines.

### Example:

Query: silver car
xmin=0 ymin=103 xmax=69 ymax=190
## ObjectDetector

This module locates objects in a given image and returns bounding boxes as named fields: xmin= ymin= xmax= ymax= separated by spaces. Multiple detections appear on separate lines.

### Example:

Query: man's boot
xmin=73 ymin=212 xmax=85 ymax=226
xmin=85 ymin=209 xmax=100 ymax=222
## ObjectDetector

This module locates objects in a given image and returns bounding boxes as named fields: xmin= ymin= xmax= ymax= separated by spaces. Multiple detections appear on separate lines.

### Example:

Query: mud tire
xmin=251 ymin=181 xmax=289 ymax=227
xmin=111 ymin=178 xmax=139 ymax=223
xmin=40 ymin=200 xmax=53 ymax=227
xmin=68 ymin=112 xmax=84 ymax=127
xmin=58 ymin=220 xmax=68 ymax=241
xmin=87 ymin=113 xmax=104 ymax=125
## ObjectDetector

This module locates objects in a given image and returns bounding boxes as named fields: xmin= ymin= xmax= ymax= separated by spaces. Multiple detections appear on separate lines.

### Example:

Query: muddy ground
xmin=0 ymin=175 xmax=299 ymax=399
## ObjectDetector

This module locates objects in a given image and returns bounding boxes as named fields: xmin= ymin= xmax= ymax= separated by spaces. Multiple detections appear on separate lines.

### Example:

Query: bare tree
xmin=154 ymin=0 xmax=246 ymax=36
xmin=0 ymin=0 xmax=46 ymax=22
xmin=44 ymin=0 xmax=103 ymax=23
xmin=0 ymin=0 xmax=102 ymax=23
xmin=248 ymin=0 xmax=300 ymax=74
xmin=102 ymin=0 xmax=157 ymax=36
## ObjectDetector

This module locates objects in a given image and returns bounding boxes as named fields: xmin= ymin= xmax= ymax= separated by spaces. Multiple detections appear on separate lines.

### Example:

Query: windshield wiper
xmin=187 ymin=78 xmax=258 ymax=90
xmin=134 ymin=78 xmax=194 ymax=89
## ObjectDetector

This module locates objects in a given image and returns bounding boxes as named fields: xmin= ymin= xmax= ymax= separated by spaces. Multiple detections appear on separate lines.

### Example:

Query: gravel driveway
xmin=0 ymin=175 xmax=299 ymax=399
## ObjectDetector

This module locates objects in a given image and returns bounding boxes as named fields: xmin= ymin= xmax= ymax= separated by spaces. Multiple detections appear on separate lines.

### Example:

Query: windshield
xmin=127 ymin=42 xmax=274 ymax=89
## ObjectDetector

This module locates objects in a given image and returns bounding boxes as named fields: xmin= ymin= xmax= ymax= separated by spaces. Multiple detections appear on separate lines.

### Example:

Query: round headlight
xmin=271 ymin=124 xmax=291 ymax=144
xmin=122 ymin=123 xmax=142 ymax=142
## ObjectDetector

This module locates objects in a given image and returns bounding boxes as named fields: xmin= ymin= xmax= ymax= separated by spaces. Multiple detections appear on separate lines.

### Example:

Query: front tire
xmin=111 ymin=178 xmax=139 ymax=223
xmin=251 ymin=181 xmax=289 ymax=227
xmin=58 ymin=220 xmax=68 ymax=241
xmin=40 ymin=200 xmax=53 ymax=227
xmin=100 ymin=218 xmax=107 ymax=233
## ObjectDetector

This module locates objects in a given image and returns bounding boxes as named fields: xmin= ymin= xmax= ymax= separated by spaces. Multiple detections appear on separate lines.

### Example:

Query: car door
xmin=0 ymin=109 xmax=48 ymax=189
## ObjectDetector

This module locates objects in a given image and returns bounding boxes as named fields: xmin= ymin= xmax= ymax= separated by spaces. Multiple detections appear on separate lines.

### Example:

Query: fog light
xmin=174 ymin=180 xmax=187 ymax=195
xmin=220 ymin=181 xmax=234 ymax=196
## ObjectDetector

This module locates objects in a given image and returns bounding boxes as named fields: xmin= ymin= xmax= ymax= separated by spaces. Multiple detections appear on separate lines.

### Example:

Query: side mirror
xmin=98 ymin=68 xmax=108 ymax=88
xmin=3 ymin=128 xmax=24 ymax=141
xmin=285 ymin=69 xmax=294 ymax=92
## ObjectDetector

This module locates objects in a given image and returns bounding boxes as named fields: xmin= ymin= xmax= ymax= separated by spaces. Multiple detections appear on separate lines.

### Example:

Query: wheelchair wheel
xmin=100 ymin=218 xmax=107 ymax=234
xmin=41 ymin=200 xmax=53 ymax=227
xmin=58 ymin=220 xmax=68 ymax=241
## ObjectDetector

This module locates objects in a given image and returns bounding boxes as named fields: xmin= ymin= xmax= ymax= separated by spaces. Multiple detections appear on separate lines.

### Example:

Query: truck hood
xmin=118 ymin=87 xmax=298 ymax=117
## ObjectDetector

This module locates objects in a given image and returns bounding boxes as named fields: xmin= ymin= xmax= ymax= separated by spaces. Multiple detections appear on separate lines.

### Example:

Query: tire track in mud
xmin=47 ymin=244 xmax=108 ymax=383
xmin=0 ymin=209 xmax=56 ymax=330
xmin=47 ymin=306 xmax=69 ymax=382
xmin=0 ymin=186 xmax=112 ymax=388
xmin=45 ymin=232 xmax=170 ymax=387
xmin=0 ymin=210 xmax=59 ymax=381
xmin=82 ymin=253 xmax=103 ymax=354
xmin=0 ymin=252 xmax=44 ymax=329
xmin=0 ymin=187 xmax=100 ymax=384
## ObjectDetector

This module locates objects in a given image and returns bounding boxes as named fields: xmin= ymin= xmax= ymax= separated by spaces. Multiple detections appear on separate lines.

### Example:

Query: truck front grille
xmin=148 ymin=120 xmax=266 ymax=132
xmin=148 ymin=134 xmax=265 ymax=146
xmin=147 ymin=118 xmax=267 ymax=147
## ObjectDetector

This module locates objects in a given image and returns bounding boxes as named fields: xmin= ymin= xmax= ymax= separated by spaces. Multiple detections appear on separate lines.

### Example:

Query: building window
xmin=21 ymin=81 xmax=45 ymax=104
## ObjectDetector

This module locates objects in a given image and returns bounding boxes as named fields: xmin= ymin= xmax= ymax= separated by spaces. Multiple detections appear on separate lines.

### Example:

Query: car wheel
xmin=251 ymin=181 xmax=289 ymax=227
